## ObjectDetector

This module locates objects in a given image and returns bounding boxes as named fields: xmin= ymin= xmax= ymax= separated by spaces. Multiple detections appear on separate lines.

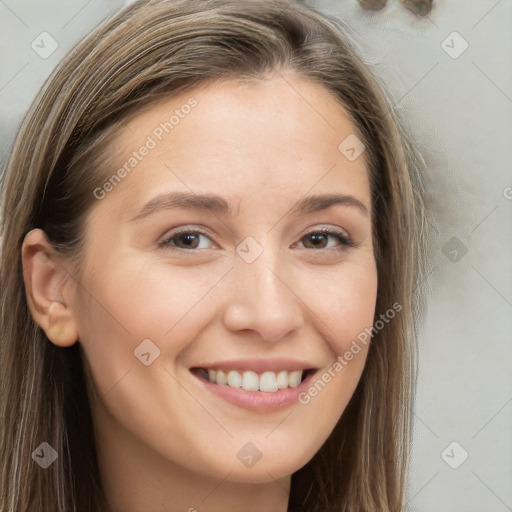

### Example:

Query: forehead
xmin=96 ymin=76 xmax=371 ymax=217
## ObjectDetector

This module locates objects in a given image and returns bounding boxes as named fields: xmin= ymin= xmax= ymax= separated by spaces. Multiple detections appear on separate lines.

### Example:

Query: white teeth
xmin=259 ymin=371 xmax=278 ymax=392
xmin=200 ymin=368 xmax=305 ymax=392
xmin=288 ymin=370 xmax=302 ymax=388
xmin=227 ymin=370 xmax=242 ymax=388
xmin=276 ymin=370 xmax=289 ymax=390
xmin=241 ymin=371 xmax=259 ymax=391
xmin=216 ymin=369 xmax=227 ymax=385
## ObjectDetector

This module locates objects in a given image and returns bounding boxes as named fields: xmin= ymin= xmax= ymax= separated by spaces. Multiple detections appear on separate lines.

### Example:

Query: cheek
xmin=308 ymin=259 xmax=378 ymax=356
xmin=72 ymin=256 xmax=227 ymax=390
xmin=76 ymin=255 xmax=228 ymax=341
xmin=287 ymin=260 xmax=377 ymax=453
xmin=72 ymin=258 xmax=234 ymax=459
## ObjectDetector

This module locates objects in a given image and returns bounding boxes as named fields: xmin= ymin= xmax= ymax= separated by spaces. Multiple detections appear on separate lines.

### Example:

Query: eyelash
xmin=158 ymin=226 xmax=355 ymax=252
xmin=295 ymin=227 xmax=355 ymax=250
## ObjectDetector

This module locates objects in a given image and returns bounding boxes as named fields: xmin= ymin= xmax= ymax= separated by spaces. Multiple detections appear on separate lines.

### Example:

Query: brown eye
xmin=159 ymin=229 xmax=215 ymax=250
xmin=172 ymin=233 xmax=202 ymax=249
xmin=298 ymin=229 xmax=354 ymax=250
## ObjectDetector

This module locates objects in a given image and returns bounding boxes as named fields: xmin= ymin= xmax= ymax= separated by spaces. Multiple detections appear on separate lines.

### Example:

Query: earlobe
xmin=46 ymin=301 xmax=79 ymax=347
xmin=22 ymin=229 xmax=79 ymax=347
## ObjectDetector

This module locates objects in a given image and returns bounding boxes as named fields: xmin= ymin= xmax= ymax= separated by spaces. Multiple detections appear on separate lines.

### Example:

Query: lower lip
xmin=192 ymin=371 xmax=316 ymax=411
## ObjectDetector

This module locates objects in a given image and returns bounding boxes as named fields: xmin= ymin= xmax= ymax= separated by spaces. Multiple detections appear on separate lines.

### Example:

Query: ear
xmin=21 ymin=229 xmax=78 ymax=347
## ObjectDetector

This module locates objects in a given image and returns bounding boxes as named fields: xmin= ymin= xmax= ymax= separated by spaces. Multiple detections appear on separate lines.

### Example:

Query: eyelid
xmin=302 ymin=224 xmax=350 ymax=238
xmin=158 ymin=226 xmax=218 ymax=250
xmin=294 ymin=225 xmax=355 ymax=249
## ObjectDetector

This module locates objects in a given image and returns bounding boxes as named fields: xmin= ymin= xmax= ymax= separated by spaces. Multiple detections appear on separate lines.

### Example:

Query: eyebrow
xmin=130 ymin=191 xmax=369 ymax=222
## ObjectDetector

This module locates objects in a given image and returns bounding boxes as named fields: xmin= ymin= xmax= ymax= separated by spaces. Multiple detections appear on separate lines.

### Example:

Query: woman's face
xmin=72 ymin=76 xmax=377 ymax=483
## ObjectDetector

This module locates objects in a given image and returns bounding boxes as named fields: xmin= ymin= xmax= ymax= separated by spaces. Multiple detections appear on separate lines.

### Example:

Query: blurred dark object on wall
xmin=358 ymin=0 xmax=433 ymax=17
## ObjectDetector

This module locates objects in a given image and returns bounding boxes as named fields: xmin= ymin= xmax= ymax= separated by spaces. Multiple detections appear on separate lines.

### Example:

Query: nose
xmin=222 ymin=247 xmax=305 ymax=342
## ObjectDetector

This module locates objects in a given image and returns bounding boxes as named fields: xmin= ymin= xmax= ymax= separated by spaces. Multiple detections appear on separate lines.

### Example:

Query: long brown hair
xmin=0 ymin=0 xmax=426 ymax=510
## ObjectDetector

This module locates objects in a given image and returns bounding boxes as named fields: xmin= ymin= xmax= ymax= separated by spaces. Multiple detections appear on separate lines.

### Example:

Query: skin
xmin=23 ymin=75 xmax=378 ymax=512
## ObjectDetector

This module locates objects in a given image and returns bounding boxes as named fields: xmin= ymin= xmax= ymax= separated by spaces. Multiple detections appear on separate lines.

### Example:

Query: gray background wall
xmin=1 ymin=0 xmax=511 ymax=510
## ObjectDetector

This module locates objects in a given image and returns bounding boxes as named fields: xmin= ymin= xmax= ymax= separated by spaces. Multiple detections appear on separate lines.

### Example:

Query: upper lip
xmin=190 ymin=358 xmax=318 ymax=373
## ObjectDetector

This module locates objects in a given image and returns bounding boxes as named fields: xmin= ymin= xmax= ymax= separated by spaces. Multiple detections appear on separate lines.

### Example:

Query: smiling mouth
xmin=192 ymin=368 xmax=315 ymax=393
